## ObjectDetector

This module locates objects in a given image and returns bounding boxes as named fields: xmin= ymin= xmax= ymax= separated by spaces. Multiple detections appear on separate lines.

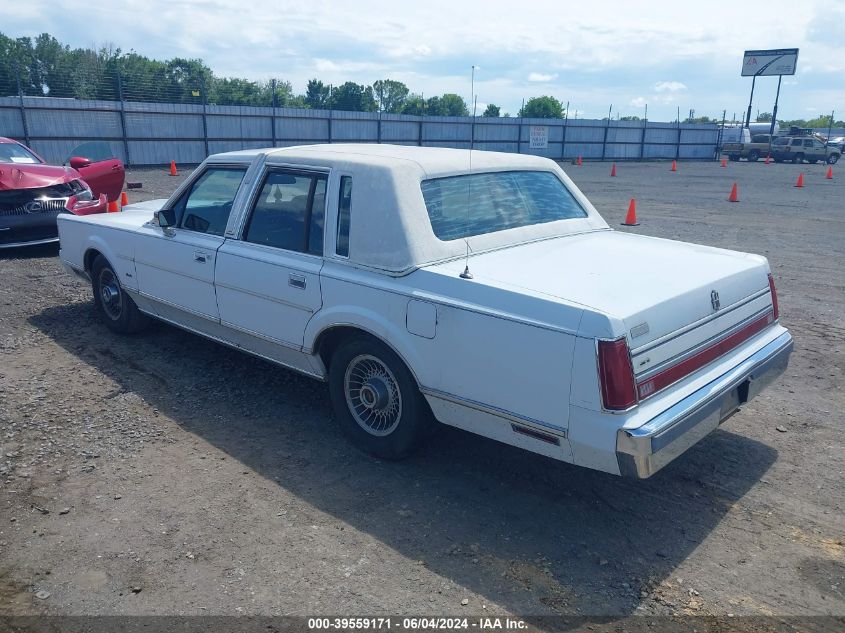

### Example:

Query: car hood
xmin=0 ymin=163 xmax=79 ymax=191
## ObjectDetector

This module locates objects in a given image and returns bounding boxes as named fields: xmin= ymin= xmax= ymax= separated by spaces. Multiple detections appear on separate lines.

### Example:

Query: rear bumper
xmin=615 ymin=330 xmax=793 ymax=478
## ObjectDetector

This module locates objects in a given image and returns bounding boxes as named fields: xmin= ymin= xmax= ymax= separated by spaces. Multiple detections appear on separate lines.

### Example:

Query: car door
xmin=134 ymin=165 xmax=248 ymax=321
xmin=215 ymin=167 xmax=327 ymax=349
xmin=67 ymin=142 xmax=125 ymax=201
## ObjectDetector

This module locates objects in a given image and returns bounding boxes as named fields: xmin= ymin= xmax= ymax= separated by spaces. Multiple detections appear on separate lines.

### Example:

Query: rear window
xmin=420 ymin=171 xmax=587 ymax=241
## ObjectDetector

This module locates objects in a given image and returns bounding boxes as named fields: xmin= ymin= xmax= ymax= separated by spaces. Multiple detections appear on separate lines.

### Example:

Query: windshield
xmin=0 ymin=142 xmax=42 ymax=164
xmin=421 ymin=170 xmax=587 ymax=241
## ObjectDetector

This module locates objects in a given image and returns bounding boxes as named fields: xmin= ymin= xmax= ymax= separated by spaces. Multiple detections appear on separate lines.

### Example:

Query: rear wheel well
xmin=315 ymin=326 xmax=376 ymax=373
xmin=84 ymin=248 xmax=104 ymax=274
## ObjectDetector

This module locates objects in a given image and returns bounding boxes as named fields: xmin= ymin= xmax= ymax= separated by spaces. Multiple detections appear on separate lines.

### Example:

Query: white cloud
xmin=630 ymin=97 xmax=647 ymax=107
xmin=653 ymin=81 xmax=687 ymax=93
xmin=528 ymin=72 xmax=558 ymax=82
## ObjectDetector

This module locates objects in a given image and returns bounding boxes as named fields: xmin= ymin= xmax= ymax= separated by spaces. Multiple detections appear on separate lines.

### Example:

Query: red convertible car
xmin=0 ymin=138 xmax=125 ymax=249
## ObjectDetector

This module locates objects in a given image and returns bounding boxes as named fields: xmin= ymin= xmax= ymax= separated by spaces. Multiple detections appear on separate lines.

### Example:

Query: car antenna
xmin=460 ymin=65 xmax=478 ymax=280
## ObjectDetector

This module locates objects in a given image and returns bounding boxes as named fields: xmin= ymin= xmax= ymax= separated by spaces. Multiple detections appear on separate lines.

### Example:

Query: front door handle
xmin=194 ymin=251 xmax=208 ymax=263
xmin=289 ymin=273 xmax=306 ymax=289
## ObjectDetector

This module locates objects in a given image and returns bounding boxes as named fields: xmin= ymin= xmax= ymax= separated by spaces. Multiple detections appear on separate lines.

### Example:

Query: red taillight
xmin=597 ymin=338 xmax=638 ymax=411
xmin=768 ymin=273 xmax=779 ymax=320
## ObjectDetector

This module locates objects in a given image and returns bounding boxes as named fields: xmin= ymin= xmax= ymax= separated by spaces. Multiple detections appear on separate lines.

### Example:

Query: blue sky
xmin=2 ymin=0 xmax=843 ymax=121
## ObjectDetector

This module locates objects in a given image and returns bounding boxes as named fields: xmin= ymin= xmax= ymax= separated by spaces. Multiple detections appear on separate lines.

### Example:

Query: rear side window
xmin=791 ymin=139 xmax=802 ymax=147
xmin=175 ymin=167 xmax=247 ymax=236
xmin=243 ymin=170 xmax=327 ymax=254
xmin=421 ymin=170 xmax=587 ymax=241
xmin=336 ymin=176 xmax=352 ymax=257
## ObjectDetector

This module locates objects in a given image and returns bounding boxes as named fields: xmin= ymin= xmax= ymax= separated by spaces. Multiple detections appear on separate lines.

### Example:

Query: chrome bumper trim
xmin=616 ymin=330 xmax=793 ymax=478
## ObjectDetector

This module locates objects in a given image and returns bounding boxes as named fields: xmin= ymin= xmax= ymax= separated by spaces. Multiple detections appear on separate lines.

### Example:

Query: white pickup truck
xmin=57 ymin=145 xmax=793 ymax=478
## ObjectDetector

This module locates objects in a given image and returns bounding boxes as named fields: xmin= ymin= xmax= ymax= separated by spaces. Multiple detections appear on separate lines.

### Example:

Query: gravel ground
xmin=0 ymin=159 xmax=842 ymax=622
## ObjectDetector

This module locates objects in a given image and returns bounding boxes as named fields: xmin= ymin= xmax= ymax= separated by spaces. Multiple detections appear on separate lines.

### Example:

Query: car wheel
xmin=728 ymin=154 xmax=739 ymax=162
xmin=808 ymin=159 xmax=819 ymax=164
xmin=91 ymin=255 xmax=150 ymax=334
xmin=828 ymin=154 xmax=840 ymax=165
xmin=748 ymin=150 xmax=760 ymax=161
xmin=329 ymin=335 xmax=431 ymax=460
xmin=792 ymin=153 xmax=804 ymax=164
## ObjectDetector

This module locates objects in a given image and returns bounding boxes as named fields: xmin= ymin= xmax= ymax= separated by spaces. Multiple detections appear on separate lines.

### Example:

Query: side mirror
xmin=68 ymin=156 xmax=92 ymax=169
xmin=156 ymin=208 xmax=177 ymax=228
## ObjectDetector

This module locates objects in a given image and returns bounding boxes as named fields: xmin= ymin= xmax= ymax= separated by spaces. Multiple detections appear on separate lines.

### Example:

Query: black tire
xmin=728 ymin=154 xmax=739 ymax=162
xmin=328 ymin=335 xmax=431 ymax=460
xmin=774 ymin=158 xmax=783 ymax=163
xmin=748 ymin=150 xmax=760 ymax=162
xmin=792 ymin=153 xmax=804 ymax=164
xmin=828 ymin=154 xmax=840 ymax=165
xmin=91 ymin=254 xmax=149 ymax=334
xmin=808 ymin=159 xmax=819 ymax=164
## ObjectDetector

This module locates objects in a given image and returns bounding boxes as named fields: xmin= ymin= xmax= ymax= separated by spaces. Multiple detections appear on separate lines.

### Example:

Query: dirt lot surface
xmin=0 ymin=159 xmax=842 ymax=623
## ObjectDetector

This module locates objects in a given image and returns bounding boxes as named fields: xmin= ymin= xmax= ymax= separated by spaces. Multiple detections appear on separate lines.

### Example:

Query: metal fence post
xmin=270 ymin=78 xmax=277 ymax=148
xmin=601 ymin=104 xmax=612 ymax=161
xmin=13 ymin=63 xmax=31 ymax=147
xmin=377 ymin=110 xmax=382 ymax=144
xmin=200 ymin=75 xmax=209 ymax=158
xmin=418 ymin=118 xmax=423 ymax=146
xmin=328 ymin=85 xmax=333 ymax=144
xmin=640 ymin=118 xmax=647 ymax=159
xmin=116 ymin=72 xmax=130 ymax=166
xmin=675 ymin=107 xmax=681 ymax=161
xmin=561 ymin=101 xmax=569 ymax=160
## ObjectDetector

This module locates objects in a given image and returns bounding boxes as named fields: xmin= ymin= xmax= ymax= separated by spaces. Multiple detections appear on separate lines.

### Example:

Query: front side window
xmin=421 ymin=170 xmax=587 ymax=241
xmin=336 ymin=176 xmax=352 ymax=257
xmin=175 ymin=167 xmax=246 ymax=236
xmin=803 ymin=139 xmax=814 ymax=148
xmin=243 ymin=170 xmax=328 ymax=254
xmin=791 ymin=139 xmax=802 ymax=147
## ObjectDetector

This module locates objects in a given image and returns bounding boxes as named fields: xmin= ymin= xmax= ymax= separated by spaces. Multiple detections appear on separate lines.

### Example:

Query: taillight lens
xmin=768 ymin=273 xmax=779 ymax=320
xmin=597 ymin=338 xmax=638 ymax=411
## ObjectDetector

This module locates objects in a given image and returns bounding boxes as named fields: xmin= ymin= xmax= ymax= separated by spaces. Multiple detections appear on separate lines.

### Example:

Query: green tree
xmin=329 ymin=81 xmax=377 ymax=111
xmin=756 ymin=112 xmax=772 ymax=122
xmin=482 ymin=103 xmax=500 ymax=117
xmin=620 ymin=115 xmax=641 ymax=121
xmin=401 ymin=93 xmax=427 ymax=115
xmin=304 ymin=79 xmax=330 ymax=109
xmin=372 ymin=79 xmax=409 ymax=113
xmin=426 ymin=93 xmax=469 ymax=116
xmin=519 ymin=96 xmax=564 ymax=119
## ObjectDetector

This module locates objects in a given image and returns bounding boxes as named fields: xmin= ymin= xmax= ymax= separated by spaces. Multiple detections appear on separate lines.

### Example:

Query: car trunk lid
xmin=431 ymin=229 xmax=775 ymax=393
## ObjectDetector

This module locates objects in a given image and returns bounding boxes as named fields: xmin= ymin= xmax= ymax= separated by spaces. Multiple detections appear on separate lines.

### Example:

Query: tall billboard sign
xmin=741 ymin=49 xmax=799 ymax=77
xmin=741 ymin=48 xmax=799 ymax=133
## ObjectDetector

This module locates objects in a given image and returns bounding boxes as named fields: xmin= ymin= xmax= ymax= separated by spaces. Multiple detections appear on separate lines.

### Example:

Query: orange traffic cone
xmin=107 ymin=200 xmax=119 ymax=212
xmin=671 ymin=160 xmax=677 ymax=172
xmin=120 ymin=191 xmax=128 ymax=206
xmin=794 ymin=172 xmax=804 ymax=188
xmin=826 ymin=166 xmax=833 ymax=179
xmin=577 ymin=155 xmax=583 ymax=166
xmin=721 ymin=158 xmax=727 ymax=168
xmin=765 ymin=155 xmax=771 ymax=164
xmin=169 ymin=160 xmax=178 ymax=176
xmin=610 ymin=163 xmax=617 ymax=177
xmin=622 ymin=198 xmax=639 ymax=226
xmin=728 ymin=182 xmax=739 ymax=202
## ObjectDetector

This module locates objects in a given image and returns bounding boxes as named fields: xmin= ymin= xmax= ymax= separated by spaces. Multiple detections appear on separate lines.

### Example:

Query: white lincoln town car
xmin=57 ymin=145 xmax=792 ymax=478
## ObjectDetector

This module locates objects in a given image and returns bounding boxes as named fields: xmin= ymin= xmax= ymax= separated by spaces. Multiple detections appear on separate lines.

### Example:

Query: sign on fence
xmin=529 ymin=125 xmax=549 ymax=149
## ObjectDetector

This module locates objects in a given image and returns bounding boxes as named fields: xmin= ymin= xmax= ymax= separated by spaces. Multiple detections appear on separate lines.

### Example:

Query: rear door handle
xmin=289 ymin=273 xmax=306 ymax=289
xmin=194 ymin=251 xmax=208 ymax=263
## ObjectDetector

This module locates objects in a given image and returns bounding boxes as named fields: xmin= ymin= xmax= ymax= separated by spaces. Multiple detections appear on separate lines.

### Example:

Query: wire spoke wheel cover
xmin=344 ymin=354 xmax=403 ymax=436
xmin=98 ymin=267 xmax=123 ymax=321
